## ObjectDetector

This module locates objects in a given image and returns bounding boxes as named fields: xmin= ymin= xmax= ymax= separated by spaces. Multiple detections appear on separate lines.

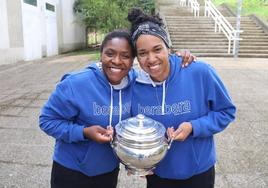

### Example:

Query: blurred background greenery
xmin=213 ymin=0 xmax=268 ymax=21
xmin=74 ymin=0 xmax=268 ymax=47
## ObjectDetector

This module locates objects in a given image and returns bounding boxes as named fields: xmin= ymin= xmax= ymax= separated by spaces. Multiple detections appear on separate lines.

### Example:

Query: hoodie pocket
xmin=156 ymin=136 xmax=200 ymax=178
xmin=76 ymin=141 xmax=95 ymax=165
xmin=178 ymin=137 xmax=199 ymax=175
xmin=77 ymin=142 xmax=119 ymax=175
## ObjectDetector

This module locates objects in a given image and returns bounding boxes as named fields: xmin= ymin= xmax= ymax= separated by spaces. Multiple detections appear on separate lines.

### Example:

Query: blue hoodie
xmin=131 ymin=55 xmax=236 ymax=180
xmin=39 ymin=62 xmax=136 ymax=176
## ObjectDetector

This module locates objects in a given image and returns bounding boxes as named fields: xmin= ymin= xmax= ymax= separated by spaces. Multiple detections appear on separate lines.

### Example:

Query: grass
xmin=87 ymin=50 xmax=100 ymax=61
xmin=213 ymin=0 xmax=268 ymax=21
xmin=68 ymin=49 xmax=100 ymax=61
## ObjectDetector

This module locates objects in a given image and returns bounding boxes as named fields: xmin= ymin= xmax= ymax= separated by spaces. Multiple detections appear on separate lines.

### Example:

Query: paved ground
xmin=0 ymin=54 xmax=267 ymax=188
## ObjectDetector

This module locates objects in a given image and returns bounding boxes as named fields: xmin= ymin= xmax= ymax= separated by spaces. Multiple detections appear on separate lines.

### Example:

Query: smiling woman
xmin=128 ymin=8 xmax=236 ymax=188
xmin=39 ymin=30 xmax=136 ymax=188
xmin=101 ymin=34 xmax=134 ymax=85
xmin=136 ymin=34 xmax=170 ymax=82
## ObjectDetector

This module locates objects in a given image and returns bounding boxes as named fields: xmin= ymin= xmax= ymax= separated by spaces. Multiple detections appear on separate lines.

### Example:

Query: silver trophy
xmin=111 ymin=114 xmax=172 ymax=176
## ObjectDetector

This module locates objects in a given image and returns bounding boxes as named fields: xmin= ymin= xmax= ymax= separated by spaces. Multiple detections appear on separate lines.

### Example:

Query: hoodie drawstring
xmin=109 ymin=85 xmax=113 ymax=126
xmin=162 ymin=80 xmax=166 ymax=115
xmin=119 ymin=90 xmax=122 ymax=122
xmin=109 ymin=85 xmax=123 ymax=126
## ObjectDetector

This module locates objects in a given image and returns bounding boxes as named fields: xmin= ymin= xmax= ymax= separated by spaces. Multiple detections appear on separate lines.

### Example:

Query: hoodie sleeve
xmin=191 ymin=65 xmax=236 ymax=137
xmin=39 ymin=78 xmax=87 ymax=143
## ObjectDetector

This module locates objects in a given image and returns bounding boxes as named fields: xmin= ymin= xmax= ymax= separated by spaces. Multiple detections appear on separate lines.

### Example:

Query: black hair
xmin=100 ymin=30 xmax=135 ymax=57
xmin=127 ymin=8 xmax=164 ymax=35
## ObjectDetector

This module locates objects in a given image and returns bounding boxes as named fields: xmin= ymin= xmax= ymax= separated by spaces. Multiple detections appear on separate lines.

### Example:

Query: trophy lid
xmin=115 ymin=114 xmax=166 ymax=142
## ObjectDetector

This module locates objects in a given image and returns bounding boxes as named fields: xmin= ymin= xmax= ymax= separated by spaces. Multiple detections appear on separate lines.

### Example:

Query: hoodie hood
xmin=87 ymin=62 xmax=136 ymax=124
xmin=40 ymin=62 xmax=135 ymax=176
xmin=135 ymin=55 xmax=182 ymax=115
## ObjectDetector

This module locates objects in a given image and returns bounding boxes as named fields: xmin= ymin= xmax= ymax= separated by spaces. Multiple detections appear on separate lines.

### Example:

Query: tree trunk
xmin=86 ymin=26 xmax=89 ymax=48
xmin=94 ymin=29 xmax=97 ymax=44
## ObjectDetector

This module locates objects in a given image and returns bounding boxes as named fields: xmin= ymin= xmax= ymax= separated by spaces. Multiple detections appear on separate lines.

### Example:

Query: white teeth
xmin=110 ymin=68 xmax=121 ymax=73
xmin=150 ymin=64 xmax=160 ymax=70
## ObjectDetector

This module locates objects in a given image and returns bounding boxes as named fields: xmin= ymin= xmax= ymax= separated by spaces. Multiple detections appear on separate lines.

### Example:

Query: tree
xmin=73 ymin=0 xmax=155 ymax=32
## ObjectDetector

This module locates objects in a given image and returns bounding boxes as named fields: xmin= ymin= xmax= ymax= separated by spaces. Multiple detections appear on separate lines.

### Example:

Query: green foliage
xmin=73 ymin=0 xmax=155 ymax=32
xmin=213 ymin=0 xmax=268 ymax=20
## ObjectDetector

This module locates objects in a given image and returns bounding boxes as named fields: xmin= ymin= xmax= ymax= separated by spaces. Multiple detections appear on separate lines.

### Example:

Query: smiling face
xmin=101 ymin=37 xmax=133 ymax=85
xmin=136 ymin=35 xmax=170 ymax=82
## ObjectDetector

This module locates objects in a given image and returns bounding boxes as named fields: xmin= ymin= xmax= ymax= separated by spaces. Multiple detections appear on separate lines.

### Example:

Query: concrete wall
xmin=0 ymin=0 xmax=9 ymax=49
xmin=0 ymin=0 xmax=24 ymax=65
xmin=21 ymin=0 xmax=43 ymax=61
xmin=58 ymin=0 xmax=86 ymax=53
xmin=0 ymin=0 xmax=86 ymax=65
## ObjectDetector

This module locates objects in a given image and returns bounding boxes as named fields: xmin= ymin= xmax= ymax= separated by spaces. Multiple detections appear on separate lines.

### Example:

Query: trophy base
xmin=126 ymin=166 xmax=155 ymax=176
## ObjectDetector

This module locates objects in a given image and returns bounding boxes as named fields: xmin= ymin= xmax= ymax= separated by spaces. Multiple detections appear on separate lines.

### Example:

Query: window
xmin=46 ymin=3 xmax=55 ymax=12
xmin=23 ymin=0 xmax=37 ymax=6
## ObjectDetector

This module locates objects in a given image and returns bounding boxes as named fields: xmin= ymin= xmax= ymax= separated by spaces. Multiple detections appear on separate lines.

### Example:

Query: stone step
xmin=167 ymin=26 xmax=216 ymax=29
xmin=170 ymin=32 xmax=225 ymax=38
xmin=173 ymin=51 xmax=268 ymax=58
xmin=238 ymin=54 xmax=268 ymax=58
xmin=239 ymin=41 xmax=268 ymax=45
xmin=167 ymin=23 xmax=257 ymax=28
xmin=165 ymin=17 xmax=212 ymax=20
xmin=166 ymin=18 xmax=253 ymax=23
xmin=238 ymin=49 xmax=268 ymax=53
xmin=160 ymin=3 xmax=268 ymax=58
xmin=167 ymin=24 xmax=263 ymax=30
xmin=240 ymin=35 xmax=268 ymax=39
xmin=171 ymin=38 xmax=228 ymax=41
xmin=168 ymin=30 xmax=266 ymax=35
xmin=239 ymin=38 xmax=268 ymax=42
xmin=173 ymin=43 xmax=268 ymax=48
xmin=167 ymin=21 xmax=256 ymax=26
xmin=172 ymin=45 xmax=228 ymax=49
xmin=174 ymin=48 xmax=231 ymax=53
xmin=239 ymin=46 xmax=268 ymax=49
xmin=166 ymin=16 xmax=252 ymax=21
xmin=173 ymin=46 xmax=268 ymax=52
xmin=169 ymin=33 xmax=227 ymax=37
xmin=171 ymin=37 xmax=268 ymax=42
xmin=172 ymin=44 xmax=268 ymax=49
xmin=172 ymin=41 xmax=229 ymax=45
xmin=174 ymin=52 xmax=233 ymax=57
xmin=226 ymin=17 xmax=252 ymax=21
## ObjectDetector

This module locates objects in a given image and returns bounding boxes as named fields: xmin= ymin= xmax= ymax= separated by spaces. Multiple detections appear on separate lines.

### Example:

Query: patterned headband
xmin=131 ymin=22 xmax=170 ymax=48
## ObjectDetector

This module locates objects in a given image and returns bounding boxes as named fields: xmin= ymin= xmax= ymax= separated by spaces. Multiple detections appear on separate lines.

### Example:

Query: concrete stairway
xmin=158 ymin=1 xmax=268 ymax=57
xmin=227 ymin=17 xmax=268 ymax=58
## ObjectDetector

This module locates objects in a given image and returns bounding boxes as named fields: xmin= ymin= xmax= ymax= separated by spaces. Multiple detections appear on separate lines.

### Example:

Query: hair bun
xmin=127 ymin=8 xmax=145 ymax=24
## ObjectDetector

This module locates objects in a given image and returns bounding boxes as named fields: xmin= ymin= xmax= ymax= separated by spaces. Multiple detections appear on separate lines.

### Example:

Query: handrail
xmin=179 ymin=0 xmax=187 ymax=7
xmin=188 ymin=0 xmax=200 ymax=17
xmin=179 ymin=0 xmax=200 ymax=17
xmin=204 ymin=0 xmax=243 ymax=54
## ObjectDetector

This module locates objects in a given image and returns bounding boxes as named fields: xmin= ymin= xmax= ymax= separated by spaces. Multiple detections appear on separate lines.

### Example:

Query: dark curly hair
xmin=127 ymin=8 xmax=164 ymax=35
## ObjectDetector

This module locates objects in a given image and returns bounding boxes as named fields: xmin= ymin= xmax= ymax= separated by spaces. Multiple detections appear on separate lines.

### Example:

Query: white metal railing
xmin=204 ymin=0 xmax=243 ymax=54
xmin=179 ymin=0 xmax=187 ymax=7
xmin=179 ymin=0 xmax=200 ymax=17
xmin=188 ymin=0 xmax=200 ymax=17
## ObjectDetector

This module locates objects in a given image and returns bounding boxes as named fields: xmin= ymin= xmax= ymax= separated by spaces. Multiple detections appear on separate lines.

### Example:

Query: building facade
xmin=0 ymin=0 xmax=86 ymax=65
